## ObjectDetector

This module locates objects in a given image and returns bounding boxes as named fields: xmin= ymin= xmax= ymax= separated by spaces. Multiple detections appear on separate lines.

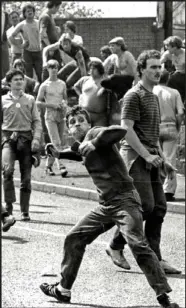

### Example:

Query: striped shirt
xmin=121 ymin=82 xmax=160 ymax=148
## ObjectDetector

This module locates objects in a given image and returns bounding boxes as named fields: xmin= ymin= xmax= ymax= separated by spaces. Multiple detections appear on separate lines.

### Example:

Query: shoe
xmin=45 ymin=166 xmax=55 ymax=176
xmin=2 ymin=215 xmax=16 ymax=232
xmin=160 ymin=260 xmax=181 ymax=275
xmin=157 ymin=293 xmax=180 ymax=307
xmin=40 ymin=282 xmax=71 ymax=303
xmin=60 ymin=166 xmax=68 ymax=178
xmin=32 ymin=154 xmax=40 ymax=168
xmin=165 ymin=193 xmax=175 ymax=202
xmin=106 ymin=247 xmax=131 ymax=270
xmin=21 ymin=213 xmax=31 ymax=221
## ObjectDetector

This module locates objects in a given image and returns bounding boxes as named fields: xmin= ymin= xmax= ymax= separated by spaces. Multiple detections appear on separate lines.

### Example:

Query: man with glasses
xmin=36 ymin=60 xmax=68 ymax=177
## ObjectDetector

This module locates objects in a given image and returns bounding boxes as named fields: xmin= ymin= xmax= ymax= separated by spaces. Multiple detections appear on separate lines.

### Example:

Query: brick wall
xmin=55 ymin=17 xmax=164 ymax=59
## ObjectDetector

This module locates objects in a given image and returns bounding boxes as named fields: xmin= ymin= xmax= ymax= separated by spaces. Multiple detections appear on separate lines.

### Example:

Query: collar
xmin=8 ymin=90 xmax=24 ymax=99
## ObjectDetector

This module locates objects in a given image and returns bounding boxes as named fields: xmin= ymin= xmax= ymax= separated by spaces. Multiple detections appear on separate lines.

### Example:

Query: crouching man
xmin=40 ymin=106 xmax=179 ymax=308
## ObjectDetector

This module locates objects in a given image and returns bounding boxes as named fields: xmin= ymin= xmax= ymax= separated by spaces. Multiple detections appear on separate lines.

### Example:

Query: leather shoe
xmin=106 ymin=246 xmax=131 ymax=270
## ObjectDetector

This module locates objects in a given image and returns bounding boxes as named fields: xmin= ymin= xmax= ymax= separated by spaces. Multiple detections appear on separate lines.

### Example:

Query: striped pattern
xmin=121 ymin=83 xmax=160 ymax=147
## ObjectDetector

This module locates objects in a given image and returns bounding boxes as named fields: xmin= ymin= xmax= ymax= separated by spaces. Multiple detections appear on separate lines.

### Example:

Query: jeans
xmin=109 ymin=155 xmax=167 ymax=261
xmin=58 ymin=61 xmax=81 ymax=88
xmin=45 ymin=119 xmax=66 ymax=169
xmin=101 ymin=74 xmax=134 ymax=100
xmin=2 ymin=138 xmax=32 ymax=214
xmin=1 ymin=41 xmax=10 ymax=78
xmin=59 ymin=190 xmax=171 ymax=295
xmin=23 ymin=49 xmax=42 ymax=83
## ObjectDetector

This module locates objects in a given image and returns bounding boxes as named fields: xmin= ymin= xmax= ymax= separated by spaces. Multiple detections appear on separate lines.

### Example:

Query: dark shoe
xmin=157 ymin=293 xmax=180 ymax=307
xmin=2 ymin=215 xmax=16 ymax=232
xmin=60 ymin=166 xmax=68 ymax=178
xmin=160 ymin=260 xmax=181 ymax=275
xmin=165 ymin=193 xmax=175 ymax=202
xmin=45 ymin=166 xmax=55 ymax=176
xmin=40 ymin=282 xmax=71 ymax=303
xmin=21 ymin=213 xmax=31 ymax=221
xmin=32 ymin=154 xmax=41 ymax=168
xmin=106 ymin=247 xmax=131 ymax=270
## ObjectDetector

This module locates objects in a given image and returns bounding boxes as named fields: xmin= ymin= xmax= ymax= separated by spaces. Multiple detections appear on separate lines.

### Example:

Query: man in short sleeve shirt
xmin=106 ymin=50 xmax=181 ymax=275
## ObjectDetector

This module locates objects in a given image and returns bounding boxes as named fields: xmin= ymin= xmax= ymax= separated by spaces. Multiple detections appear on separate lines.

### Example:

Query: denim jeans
xmin=59 ymin=190 xmax=171 ymax=295
xmin=45 ymin=119 xmax=66 ymax=169
xmin=57 ymin=61 xmax=81 ymax=88
xmin=23 ymin=49 xmax=42 ymax=83
xmin=2 ymin=139 xmax=32 ymax=213
xmin=109 ymin=155 xmax=167 ymax=261
xmin=1 ymin=41 xmax=10 ymax=78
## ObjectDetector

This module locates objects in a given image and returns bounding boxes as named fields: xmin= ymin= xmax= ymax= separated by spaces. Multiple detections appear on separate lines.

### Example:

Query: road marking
xmin=13 ymin=225 xmax=108 ymax=246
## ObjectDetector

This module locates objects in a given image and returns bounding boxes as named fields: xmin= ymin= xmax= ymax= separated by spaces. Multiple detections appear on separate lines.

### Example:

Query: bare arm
xmin=75 ymin=50 xmax=87 ymax=76
xmin=121 ymin=119 xmax=163 ymax=167
xmin=36 ymin=84 xmax=58 ymax=109
xmin=42 ymin=42 xmax=60 ymax=66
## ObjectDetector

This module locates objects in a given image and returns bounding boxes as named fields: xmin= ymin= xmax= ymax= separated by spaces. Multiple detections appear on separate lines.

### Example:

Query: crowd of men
xmin=1 ymin=2 xmax=185 ymax=308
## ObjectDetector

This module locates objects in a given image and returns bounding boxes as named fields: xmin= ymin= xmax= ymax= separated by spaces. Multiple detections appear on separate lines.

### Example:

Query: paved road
xmin=2 ymin=189 xmax=185 ymax=308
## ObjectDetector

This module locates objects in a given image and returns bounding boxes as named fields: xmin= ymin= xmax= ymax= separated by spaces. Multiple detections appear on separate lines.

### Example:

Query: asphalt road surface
xmin=2 ymin=188 xmax=185 ymax=308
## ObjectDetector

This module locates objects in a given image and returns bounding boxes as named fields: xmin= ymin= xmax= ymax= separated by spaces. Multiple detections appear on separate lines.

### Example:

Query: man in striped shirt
xmin=106 ymin=50 xmax=181 ymax=275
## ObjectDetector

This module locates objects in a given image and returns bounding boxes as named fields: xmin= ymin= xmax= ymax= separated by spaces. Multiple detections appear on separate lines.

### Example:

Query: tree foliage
xmin=4 ymin=1 xmax=103 ymax=18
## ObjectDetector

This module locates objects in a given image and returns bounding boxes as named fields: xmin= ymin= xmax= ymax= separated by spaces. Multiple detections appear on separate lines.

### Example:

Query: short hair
xmin=159 ymin=70 xmax=169 ymax=84
xmin=137 ymin=49 xmax=161 ymax=78
xmin=9 ymin=11 xmax=19 ymax=18
xmin=13 ymin=58 xmax=26 ymax=68
xmin=46 ymin=1 xmax=62 ymax=9
xmin=65 ymin=21 xmax=76 ymax=33
xmin=59 ymin=33 xmax=72 ymax=44
xmin=5 ymin=69 xmax=24 ymax=83
xmin=66 ymin=106 xmax=91 ymax=128
xmin=100 ymin=45 xmax=112 ymax=56
xmin=163 ymin=36 xmax=183 ymax=49
xmin=47 ymin=59 xmax=59 ymax=68
xmin=89 ymin=61 xmax=105 ymax=76
xmin=22 ymin=3 xmax=35 ymax=19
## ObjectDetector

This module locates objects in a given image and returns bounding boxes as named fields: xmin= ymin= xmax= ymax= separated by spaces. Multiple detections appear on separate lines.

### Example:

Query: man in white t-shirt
xmin=153 ymin=70 xmax=185 ymax=201
xmin=7 ymin=11 xmax=23 ymax=65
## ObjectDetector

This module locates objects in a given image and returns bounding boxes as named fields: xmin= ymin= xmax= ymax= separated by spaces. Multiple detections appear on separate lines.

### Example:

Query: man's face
xmin=52 ymin=4 xmax=60 ymax=14
xmin=100 ymin=51 xmax=107 ymax=61
xmin=166 ymin=44 xmax=177 ymax=54
xmin=141 ymin=58 xmax=161 ymax=85
xmin=47 ymin=64 xmax=58 ymax=77
xmin=10 ymin=13 xmax=20 ymax=26
xmin=24 ymin=8 xmax=34 ymax=19
xmin=90 ymin=66 xmax=99 ymax=78
xmin=10 ymin=74 xmax=24 ymax=90
xmin=109 ymin=43 xmax=120 ymax=54
xmin=68 ymin=114 xmax=90 ymax=141
xmin=61 ymin=40 xmax=71 ymax=52
xmin=14 ymin=63 xmax=24 ymax=72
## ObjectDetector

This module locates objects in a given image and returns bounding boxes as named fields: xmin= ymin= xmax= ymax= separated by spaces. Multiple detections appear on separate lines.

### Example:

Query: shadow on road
xmin=49 ymin=301 xmax=160 ymax=308
xmin=15 ymin=202 xmax=59 ymax=209
xmin=27 ymin=219 xmax=74 ymax=227
xmin=2 ymin=235 xmax=29 ymax=244
xmin=166 ymin=273 xmax=185 ymax=279
xmin=13 ymin=209 xmax=51 ymax=214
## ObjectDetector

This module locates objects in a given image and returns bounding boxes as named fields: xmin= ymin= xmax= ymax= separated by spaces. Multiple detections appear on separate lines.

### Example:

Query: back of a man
xmin=153 ymin=71 xmax=184 ymax=201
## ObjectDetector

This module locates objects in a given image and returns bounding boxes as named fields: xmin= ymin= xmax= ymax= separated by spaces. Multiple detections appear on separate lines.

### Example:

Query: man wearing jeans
xmin=9 ymin=3 xmax=42 ymax=82
xmin=2 ymin=69 xmax=42 ymax=221
xmin=106 ymin=50 xmax=181 ymax=275
xmin=40 ymin=106 xmax=179 ymax=308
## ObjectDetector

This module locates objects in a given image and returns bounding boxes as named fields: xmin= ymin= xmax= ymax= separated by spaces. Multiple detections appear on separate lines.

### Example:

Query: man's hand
xmin=79 ymin=141 xmax=95 ymax=157
xmin=31 ymin=139 xmax=40 ymax=152
xmin=164 ymin=161 xmax=177 ymax=180
xmin=145 ymin=154 xmax=164 ymax=168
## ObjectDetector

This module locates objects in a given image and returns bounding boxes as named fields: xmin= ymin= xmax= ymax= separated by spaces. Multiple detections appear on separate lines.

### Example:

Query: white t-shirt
xmin=7 ymin=26 xmax=23 ymax=54
xmin=153 ymin=85 xmax=184 ymax=123
xmin=161 ymin=49 xmax=185 ymax=73
xmin=103 ymin=51 xmax=137 ymax=76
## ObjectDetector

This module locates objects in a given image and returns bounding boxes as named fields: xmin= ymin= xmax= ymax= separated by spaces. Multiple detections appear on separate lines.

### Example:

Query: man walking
xmin=106 ymin=50 xmax=181 ymax=275
xmin=1 ymin=69 xmax=42 ymax=221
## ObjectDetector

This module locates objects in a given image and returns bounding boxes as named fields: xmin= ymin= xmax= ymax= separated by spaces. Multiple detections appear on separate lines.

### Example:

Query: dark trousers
xmin=167 ymin=71 xmax=185 ymax=103
xmin=59 ymin=190 xmax=171 ymax=295
xmin=1 ymin=41 xmax=10 ymax=78
xmin=57 ymin=61 xmax=81 ymax=88
xmin=2 ymin=139 xmax=32 ymax=214
xmin=101 ymin=74 xmax=134 ymax=100
xmin=23 ymin=49 xmax=42 ymax=83
xmin=109 ymin=156 xmax=167 ymax=261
